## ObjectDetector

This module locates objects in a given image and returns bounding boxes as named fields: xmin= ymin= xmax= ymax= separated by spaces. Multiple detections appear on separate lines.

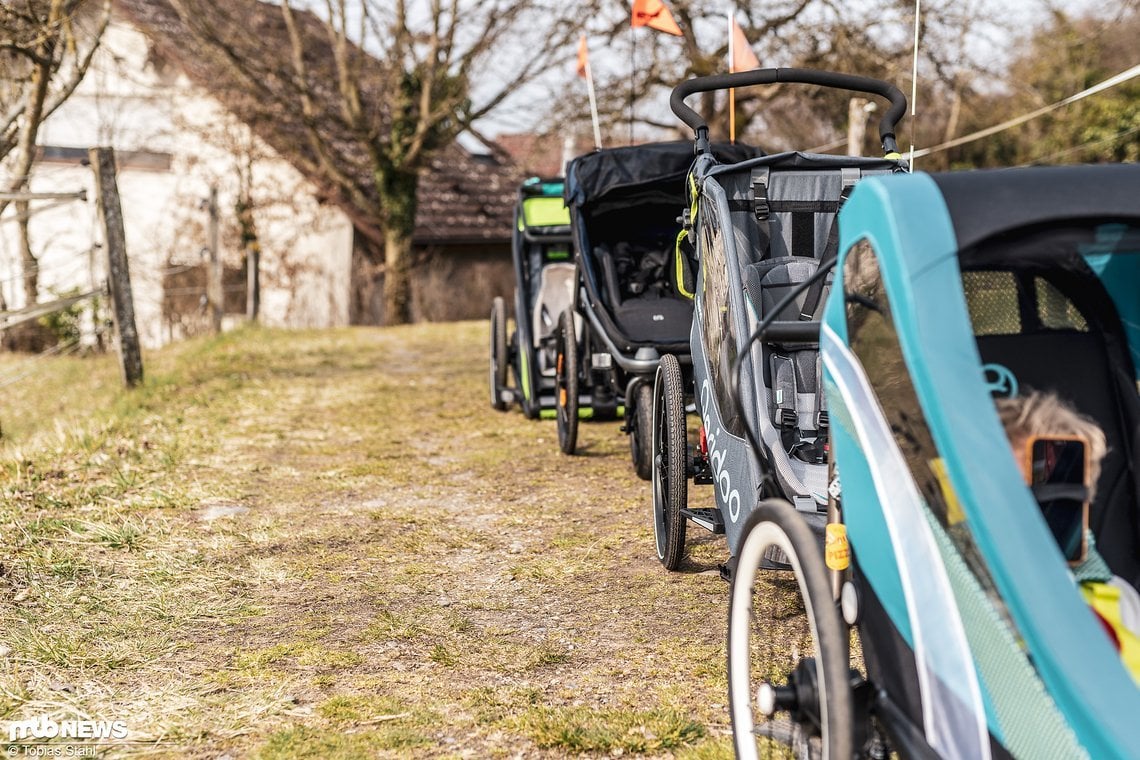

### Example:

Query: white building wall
xmin=1 ymin=14 xmax=353 ymax=348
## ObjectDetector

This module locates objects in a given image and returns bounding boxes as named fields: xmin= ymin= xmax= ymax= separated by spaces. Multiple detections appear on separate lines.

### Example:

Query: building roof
xmin=496 ymin=133 xmax=573 ymax=179
xmin=113 ymin=0 xmax=521 ymax=246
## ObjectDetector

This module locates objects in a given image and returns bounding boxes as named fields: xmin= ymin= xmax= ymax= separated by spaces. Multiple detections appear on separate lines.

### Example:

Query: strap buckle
xmin=752 ymin=168 xmax=770 ymax=222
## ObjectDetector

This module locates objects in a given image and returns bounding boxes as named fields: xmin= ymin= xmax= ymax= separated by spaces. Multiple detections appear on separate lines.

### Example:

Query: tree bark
xmin=376 ymin=161 xmax=419 ymax=325
xmin=16 ymin=198 xmax=37 ymax=307
xmin=383 ymin=227 xmax=413 ymax=325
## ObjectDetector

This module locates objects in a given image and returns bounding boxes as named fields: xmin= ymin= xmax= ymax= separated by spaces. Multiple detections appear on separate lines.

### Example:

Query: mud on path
xmin=0 ymin=323 xmax=737 ymax=758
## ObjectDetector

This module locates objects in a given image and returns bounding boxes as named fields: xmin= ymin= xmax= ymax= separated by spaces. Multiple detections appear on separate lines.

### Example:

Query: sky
xmin=289 ymin=0 xmax=1115 ymax=144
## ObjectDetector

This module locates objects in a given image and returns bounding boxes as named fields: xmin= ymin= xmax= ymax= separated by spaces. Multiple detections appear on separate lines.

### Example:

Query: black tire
xmin=727 ymin=500 xmax=853 ymax=760
xmin=629 ymin=382 xmax=654 ymax=480
xmin=489 ymin=296 xmax=508 ymax=411
xmin=555 ymin=309 xmax=579 ymax=455
xmin=651 ymin=353 xmax=687 ymax=569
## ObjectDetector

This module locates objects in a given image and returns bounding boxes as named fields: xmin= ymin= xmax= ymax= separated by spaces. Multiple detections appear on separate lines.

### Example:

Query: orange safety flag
xmin=576 ymin=34 xmax=589 ymax=78
xmin=631 ymin=0 xmax=682 ymax=36
xmin=729 ymin=16 xmax=759 ymax=72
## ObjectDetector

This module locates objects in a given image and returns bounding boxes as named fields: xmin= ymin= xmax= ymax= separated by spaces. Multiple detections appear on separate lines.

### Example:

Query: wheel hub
xmin=757 ymin=658 xmax=823 ymax=731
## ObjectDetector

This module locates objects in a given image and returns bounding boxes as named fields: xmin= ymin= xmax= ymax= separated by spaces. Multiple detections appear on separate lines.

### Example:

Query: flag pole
xmin=728 ymin=11 xmax=735 ymax=143
xmin=630 ymin=32 xmax=636 ymax=144
xmin=577 ymin=35 xmax=603 ymax=150
xmin=909 ymin=0 xmax=920 ymax=171
xmin=585 ymin=58 xmax=603 ymax=150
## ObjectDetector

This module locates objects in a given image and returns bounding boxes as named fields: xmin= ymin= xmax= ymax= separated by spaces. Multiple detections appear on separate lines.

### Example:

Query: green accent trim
xmin=519 ymin=347 xmax=532 ymax=401
xmin=538 ymin=405 xmax=627 ymax=420
xmin=546 ymin=248 xmax=571 ymax=260
xmin=522 ymin=196 xmax=570 ymax=228
xmin=674 ymin=171 xmax=700 ymax=301
xmin=675 ymin=229 xmax=694 ymax=299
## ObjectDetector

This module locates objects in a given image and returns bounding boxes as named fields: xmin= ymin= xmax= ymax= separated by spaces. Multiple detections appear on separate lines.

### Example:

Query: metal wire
xmin=0 ymin=337 xmax=84 ymax=390
xmin=0 ymin=247 xmax=95 ymax=286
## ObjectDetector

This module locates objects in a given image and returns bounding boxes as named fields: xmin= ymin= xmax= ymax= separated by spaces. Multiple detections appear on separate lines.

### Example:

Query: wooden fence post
xmin=206 ymin=186 xmax=223 ymax=333
xmin=89 ymin=147 xmax=143 ymax=388
xmin=246 ymin=244 xmax=260 ymax=322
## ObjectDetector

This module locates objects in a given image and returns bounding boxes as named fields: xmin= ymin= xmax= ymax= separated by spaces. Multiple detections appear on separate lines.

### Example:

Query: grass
xmin=0 ymin=322 xmax=737 ymax=756
xmin=513 ymin=706 xmax=707 ymax=753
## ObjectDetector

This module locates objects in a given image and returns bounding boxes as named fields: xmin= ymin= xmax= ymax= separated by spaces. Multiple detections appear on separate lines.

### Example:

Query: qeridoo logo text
xmin=7 ymin=716 xmax=128 ymax=741
xmin=700 ymin=378 xmax=742 ymax=522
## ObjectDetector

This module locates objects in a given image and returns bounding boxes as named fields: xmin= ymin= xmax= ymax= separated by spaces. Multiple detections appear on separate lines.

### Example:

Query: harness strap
xmin=751 ymin=167 xmax=771 ymax=261
xmin=799 ymin=167 xmax=861 ymax=320
xmin=816 ymin=351 xmax=828 ymax=432
xmin=770 ymin=352 xmax=797 ymax=428
xmin=792 ymin=211 xmax=815 ymax=259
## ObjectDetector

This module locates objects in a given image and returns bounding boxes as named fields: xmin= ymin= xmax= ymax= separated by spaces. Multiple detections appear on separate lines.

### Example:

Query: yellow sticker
xmin=825 ymin=523 xmax=850 ymax=571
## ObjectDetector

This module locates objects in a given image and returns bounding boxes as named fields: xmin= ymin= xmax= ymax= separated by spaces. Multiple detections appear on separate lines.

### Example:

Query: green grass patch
xmin=316 ymin=694 xmax=407 ymax=725
xmin=257 ymin=722 xmax=430 ymax=758
xmin=513 ymin=706 xmax=706 ymax=753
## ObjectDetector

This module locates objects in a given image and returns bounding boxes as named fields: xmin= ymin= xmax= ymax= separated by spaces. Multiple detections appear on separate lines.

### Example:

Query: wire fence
xmin=0 ymin=245 xmax=98 ymax=287
xmin=0 ymin=288 xmax=103 ymax=331
xmin=0 ymin=286 xmax=108 ymax=401
xmin=0 ymin=335 xmax=86 ymax=390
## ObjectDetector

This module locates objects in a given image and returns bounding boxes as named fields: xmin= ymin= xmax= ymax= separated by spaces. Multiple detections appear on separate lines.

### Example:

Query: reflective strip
xmin=822 ymin=323 xmax=990 ymax=760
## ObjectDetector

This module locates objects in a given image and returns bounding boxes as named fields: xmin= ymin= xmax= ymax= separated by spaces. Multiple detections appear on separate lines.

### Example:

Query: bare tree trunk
xmin=377 ymin=163 xmax=418 ymax=325
xmin=383 ymin=228 xmax=413 ymax=325
xmin=4 ymin=194 xmax=50 ymax=352
xmin=0 ymin=2 xmax=58 ymax=219
xmin=16 ymin=198 xmax=37 ymax=307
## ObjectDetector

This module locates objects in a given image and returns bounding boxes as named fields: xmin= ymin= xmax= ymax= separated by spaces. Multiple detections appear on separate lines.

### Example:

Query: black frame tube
xmin=671 ymin=68 xmax=907 ymax=155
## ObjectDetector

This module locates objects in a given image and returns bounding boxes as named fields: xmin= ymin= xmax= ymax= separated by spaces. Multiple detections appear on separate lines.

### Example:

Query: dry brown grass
xmin=0 ymin=322 xmax=738 ymax=757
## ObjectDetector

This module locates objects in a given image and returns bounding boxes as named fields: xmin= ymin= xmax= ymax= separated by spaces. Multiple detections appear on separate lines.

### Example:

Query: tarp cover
xmin=565 ymin=140 xmax=763 ymax=207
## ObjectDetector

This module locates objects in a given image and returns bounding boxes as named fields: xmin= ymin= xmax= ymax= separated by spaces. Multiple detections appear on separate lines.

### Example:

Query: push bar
xmin=670 ymin=68 xmax=907 ymax=156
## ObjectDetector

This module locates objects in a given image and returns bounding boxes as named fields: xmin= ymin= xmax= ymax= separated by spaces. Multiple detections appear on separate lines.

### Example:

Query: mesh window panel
xmin=962 ymin=271 xmax=1021 ymax=336
xmin=929 ymin=514 xmax=1084 ymax=759
xmin=1036 ymin=277 xmax=1089 ymax=332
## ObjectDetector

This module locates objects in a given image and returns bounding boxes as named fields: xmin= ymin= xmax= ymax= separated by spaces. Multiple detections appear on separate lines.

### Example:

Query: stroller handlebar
xmin=670 ymin=68 xmax=907 ymax=156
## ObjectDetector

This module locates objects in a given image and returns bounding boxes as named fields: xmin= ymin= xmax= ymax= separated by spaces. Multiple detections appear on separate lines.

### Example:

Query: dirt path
xmin=1 ymin=323 xmax=735 ymax=758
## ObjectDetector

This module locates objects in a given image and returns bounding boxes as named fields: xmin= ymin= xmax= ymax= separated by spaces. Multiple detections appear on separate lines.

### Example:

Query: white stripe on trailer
xmin=821 ymin=322 xmax=989 ymax=760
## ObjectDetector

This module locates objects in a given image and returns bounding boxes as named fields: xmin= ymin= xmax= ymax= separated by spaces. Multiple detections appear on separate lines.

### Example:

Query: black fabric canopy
xmin=564 ymin=140 xmax=763 ymax=208
xmin=932 ymin=164 xmax=1140 ymax=250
